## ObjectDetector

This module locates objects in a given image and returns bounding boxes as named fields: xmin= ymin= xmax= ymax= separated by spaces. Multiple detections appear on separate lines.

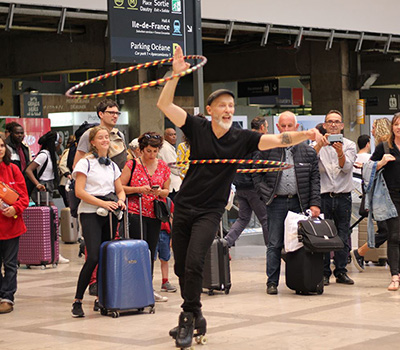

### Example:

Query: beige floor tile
xmin=1 ymin=242 xmax=399 ymax=350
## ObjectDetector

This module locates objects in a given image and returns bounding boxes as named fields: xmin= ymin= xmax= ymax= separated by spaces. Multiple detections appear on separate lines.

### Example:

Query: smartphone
xmin=327 ymin=134 xmax=343 ymax=144
xmin=151 ymin=185 xmax=160 ymax=190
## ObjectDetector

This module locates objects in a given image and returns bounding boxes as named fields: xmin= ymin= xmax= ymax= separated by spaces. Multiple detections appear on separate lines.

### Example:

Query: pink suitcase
xmin=18 ymin=193 xmax=59 ymax=269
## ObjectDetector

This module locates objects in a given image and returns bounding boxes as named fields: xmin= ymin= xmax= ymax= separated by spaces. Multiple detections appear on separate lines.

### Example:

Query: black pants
xmin=375 ymin=220 xmax=389 ymax=248
xmin=172 ymin=205 xmax=222 ymax=314
xmin=75 ymin=213 xmax=118 ymax=300
xmin=386 ymin=190 xmax=400 ymax=276
xmin=128 ymin=214 xmax=161 ymax=276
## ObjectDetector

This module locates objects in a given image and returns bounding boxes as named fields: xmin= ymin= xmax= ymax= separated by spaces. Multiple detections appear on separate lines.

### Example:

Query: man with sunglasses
xmin=314 ymin=110 xmax=357 ymax=286
xmin=157 ymin=46 xmax=321 ymax=349
xmin=73 ymin=99 xmax=127 ymax=171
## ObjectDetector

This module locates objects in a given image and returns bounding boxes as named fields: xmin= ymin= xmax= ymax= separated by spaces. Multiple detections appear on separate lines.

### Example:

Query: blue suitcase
xmin=98 ymin=196 xmax=155 ymax=318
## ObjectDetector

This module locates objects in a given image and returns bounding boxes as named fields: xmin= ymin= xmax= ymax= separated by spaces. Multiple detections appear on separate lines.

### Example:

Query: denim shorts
xmin=154 ymin=230 xmax=171 ymax=261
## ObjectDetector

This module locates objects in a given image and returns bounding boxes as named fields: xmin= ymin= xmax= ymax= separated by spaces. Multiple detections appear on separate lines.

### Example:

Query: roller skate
xmin=171 ymin=311 xmax=207 ymax=347
xmin=175 ymin=311 xmax=195 ymax=349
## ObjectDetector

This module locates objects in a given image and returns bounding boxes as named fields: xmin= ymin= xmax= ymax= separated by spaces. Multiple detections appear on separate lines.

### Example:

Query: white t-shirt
xmin=72 ymin=156 xmax=121 ymax=213
xmin=34 ymin=150 xmax=54 ymax=181
xmin=352 ymin=152 xmax=371 ymax=204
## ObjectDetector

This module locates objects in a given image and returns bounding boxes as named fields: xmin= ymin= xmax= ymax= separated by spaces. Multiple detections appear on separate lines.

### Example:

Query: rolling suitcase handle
xmin=37 ymin=190 xmax=50 ymax=207
xmin=124 ymin=194 xmax=144 ymax=240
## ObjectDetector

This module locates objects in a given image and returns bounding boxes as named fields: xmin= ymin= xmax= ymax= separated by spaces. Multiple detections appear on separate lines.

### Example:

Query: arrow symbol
xmin=187 ymin=25 xmax=192 ymax=32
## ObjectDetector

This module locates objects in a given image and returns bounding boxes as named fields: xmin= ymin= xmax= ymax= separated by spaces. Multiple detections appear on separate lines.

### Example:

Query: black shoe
xmin=175 ymin=312 xmax=194 ymax=348
xmin=350 ymin=249 xmax=364 ymax=272
xmin=266 ymin=284 xmax=278 ymax=295
xmin=71 ymin=301 xmax=85 ymax=318
xmin=336 ymin=273 xmax=354 ymax=285
xmin=93 ymin=299 xmax=100 ymax=312
xmin=89 ymin=282 xmax=98 ymax=296
xmin=323 ymin=276 xmax=330 ymax=286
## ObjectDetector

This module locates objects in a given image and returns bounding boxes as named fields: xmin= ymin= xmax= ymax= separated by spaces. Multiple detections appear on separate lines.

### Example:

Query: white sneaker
xmin=58 ymin=254 xmax=70 ymax=264
xmin=154 ymin=291 xmax=168 ymax=302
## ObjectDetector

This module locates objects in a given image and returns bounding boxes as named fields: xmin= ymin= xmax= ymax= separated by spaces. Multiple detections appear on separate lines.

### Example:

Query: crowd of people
xmin=1 ymin=48 xmax=400 ymax=349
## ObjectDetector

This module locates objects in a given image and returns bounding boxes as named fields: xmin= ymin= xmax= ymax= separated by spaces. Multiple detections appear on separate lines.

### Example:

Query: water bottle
xmin=0 ymin=201 xmax=9 ymax=211
xmin=0 ymin=202 xmax=17 ymax=219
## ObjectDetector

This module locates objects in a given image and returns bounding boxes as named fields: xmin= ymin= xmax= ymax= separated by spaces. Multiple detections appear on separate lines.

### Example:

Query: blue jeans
xmin=0 ymin=236 xmax=20 ymax=303
xmin=266 ymin=196 xmax=301 ymax=286
xmin=155 ymin=230 xmax=171 ymax=261
xmin=321 ymin=193 xmax=352 ymax=277
xmin=225 ymin=188 xmax=269 ymax=247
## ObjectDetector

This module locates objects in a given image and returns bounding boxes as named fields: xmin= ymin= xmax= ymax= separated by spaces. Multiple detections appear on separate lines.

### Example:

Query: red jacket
xmin=0 ymin=162 xmax=29 ymax=240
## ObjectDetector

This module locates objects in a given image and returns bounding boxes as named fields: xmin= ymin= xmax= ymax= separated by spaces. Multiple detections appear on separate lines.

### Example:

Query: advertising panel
xmin=6 ymin=117 xmax=51 ymax=156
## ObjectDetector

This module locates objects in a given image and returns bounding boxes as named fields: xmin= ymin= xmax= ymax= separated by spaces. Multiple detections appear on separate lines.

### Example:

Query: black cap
xmin=206 ymin=89 xmax=235 ymax=106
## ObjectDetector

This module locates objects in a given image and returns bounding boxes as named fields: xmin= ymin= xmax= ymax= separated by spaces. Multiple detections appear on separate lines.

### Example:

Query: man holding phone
xmin=314 ymin=110 xmax=357 ymax=286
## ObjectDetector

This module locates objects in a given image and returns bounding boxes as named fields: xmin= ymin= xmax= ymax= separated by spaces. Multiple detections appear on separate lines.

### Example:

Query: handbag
xmin=0 ymin=181 xmax=19 ymax=205
xmin=297 ymin=217 xmax=344 ymax=253
xmin=138 ymin=157 xmax=170 ymax=222
xmin=153 ymin=199 xmax=170 ymax=223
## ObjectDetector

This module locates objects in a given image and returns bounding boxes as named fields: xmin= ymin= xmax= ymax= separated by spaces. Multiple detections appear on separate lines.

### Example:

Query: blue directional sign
xmin=108 ymin=0 xmax=198 ymax=63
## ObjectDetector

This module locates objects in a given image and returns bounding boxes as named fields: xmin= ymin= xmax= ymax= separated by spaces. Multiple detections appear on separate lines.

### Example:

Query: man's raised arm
xmin=258 ymin=129 xmax=321 ymax=151
xmin=157 ymin=46 xmax=189 ymax=128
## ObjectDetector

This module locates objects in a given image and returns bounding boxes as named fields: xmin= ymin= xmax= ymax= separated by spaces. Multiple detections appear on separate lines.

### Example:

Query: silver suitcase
xmin=60 ymin=208 xmax=79 ymax=243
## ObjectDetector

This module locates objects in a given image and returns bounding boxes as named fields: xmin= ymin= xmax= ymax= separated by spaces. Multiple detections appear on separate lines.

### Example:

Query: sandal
xmin=388 ymin=275 xmax=399 ymax=291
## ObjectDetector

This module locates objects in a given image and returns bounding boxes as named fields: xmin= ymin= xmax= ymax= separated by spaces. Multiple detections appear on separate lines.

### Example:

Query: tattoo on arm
xmin=281 ymin=132 xmax=292 ymax=145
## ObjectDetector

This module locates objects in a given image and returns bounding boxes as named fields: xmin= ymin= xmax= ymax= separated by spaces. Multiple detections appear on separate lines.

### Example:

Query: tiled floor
xmin=2 ymin=243 xmax=399 ymax=350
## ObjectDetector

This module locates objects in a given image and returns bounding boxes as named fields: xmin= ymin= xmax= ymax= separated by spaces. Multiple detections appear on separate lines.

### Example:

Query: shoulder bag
xmin=297 ymin=217 xmax=344 ymax=253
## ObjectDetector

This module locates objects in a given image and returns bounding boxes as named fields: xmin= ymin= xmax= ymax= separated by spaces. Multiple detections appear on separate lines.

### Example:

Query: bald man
xmin=253 ymin=111 xmax=321 ymax=295
xmin=158 ymin=128 xmax=182 ymax=201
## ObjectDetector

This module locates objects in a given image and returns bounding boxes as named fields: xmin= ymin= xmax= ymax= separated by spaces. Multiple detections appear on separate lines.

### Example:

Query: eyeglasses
xmin=325 ymin=120 xmax=343 ymax=125
xmin=144 ymin=134 xmax=161 ymax=139
xmin=104 ymin=110 xmax=121 ymax=116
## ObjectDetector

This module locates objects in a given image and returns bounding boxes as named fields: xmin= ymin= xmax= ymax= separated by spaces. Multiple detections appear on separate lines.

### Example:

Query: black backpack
xmin=66 ymin=121 xmax=99 ymax=172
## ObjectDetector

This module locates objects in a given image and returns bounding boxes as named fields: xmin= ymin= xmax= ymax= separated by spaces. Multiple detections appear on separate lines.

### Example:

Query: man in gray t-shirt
xmin=73 ymin=99 xmax=127 ymax=171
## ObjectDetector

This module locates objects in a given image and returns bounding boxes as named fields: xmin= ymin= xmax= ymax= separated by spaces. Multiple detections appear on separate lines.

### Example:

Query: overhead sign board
xmin=108 ymin=0 xmax=198 ymax=63
xmin=238 ymin=79 xmax=279 ymax=98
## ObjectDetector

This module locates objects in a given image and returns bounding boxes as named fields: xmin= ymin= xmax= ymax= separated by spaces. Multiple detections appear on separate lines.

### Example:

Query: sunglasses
xmin=144 ymin=134 xmax=161 ymax=139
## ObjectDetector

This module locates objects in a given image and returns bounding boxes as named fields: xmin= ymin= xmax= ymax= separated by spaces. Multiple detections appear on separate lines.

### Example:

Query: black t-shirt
xmin=370 ymin=142 xmax=400 ymax=189
xmin=175 ymin=114 xmax=262 ymax=211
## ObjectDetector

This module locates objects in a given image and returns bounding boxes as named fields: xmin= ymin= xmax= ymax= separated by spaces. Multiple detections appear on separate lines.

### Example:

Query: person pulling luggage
xmin=253 ymin=111 xmax=321 ymax=295
xmin=120 ymin=132 xmax=171 ymax=302
xmin=71 ymin=126 xmax=126 ymax=318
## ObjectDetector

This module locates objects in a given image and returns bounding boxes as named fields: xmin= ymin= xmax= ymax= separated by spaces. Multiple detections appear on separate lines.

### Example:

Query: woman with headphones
xmin=71 ymin=126 xmax=125 ymax=318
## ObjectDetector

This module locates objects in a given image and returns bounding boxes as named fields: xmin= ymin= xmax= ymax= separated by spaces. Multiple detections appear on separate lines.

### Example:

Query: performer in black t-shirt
xmin=157 ymin=45 xmax=321 ymax=349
